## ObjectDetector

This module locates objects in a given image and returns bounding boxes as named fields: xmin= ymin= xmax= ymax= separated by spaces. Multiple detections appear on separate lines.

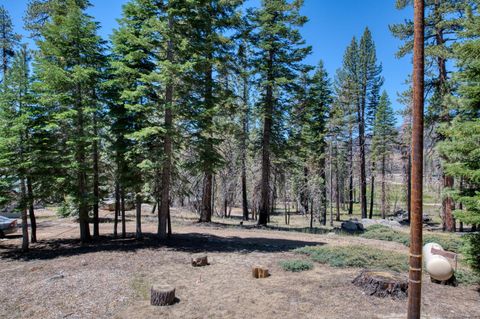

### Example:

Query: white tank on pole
xmin=423 ymin=242 xmax=454 ymax=281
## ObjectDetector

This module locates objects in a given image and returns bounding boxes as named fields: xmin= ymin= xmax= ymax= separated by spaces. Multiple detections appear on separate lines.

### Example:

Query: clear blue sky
xmin=2 ymin=0 xmax=413 ymax=120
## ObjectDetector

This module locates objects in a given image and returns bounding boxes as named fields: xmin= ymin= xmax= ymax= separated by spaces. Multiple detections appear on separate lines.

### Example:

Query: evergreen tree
xmin=0 ymin=5 xmax=20 ymax=81
xmin=0 ymin=45 xmax=36 ymax=250
xmin=185 ymin=0 xmax=242 ymax=223
xmin=251 ymin=0 xmax=311 ymax=225
xmin=391 ymin=0 xmax=470 ymax=231
xmin=357 ymin=28 xmax=383 ymax=219
xmin=438 ymin=1 xmax=480 ymax=272
xmin=34 ymin=0 xmax=106 ymax=242
xmin=371 ymin=91 xmax=397 ymax=218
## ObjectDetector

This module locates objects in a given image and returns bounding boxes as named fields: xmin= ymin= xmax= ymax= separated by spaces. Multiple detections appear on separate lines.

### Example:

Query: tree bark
xmin=258 ymin=49 xmax=274 ymax=226
xmin=114 ymin=181 xmax=119 ymax=237
xmin=353 ymin=270 xmax=408 ymax=299
xmin=92 ymin=112 xmax=100 ymax=238
xmin=150 ymin=285 xmax=175 ymax=306
xmin=159 ymin=14 xmax=174 ymax=238
xmin=348 ymin=134 xmax=354 ymax=215
xmin=20 ymin=178 xmax=29 ymax=252
xmin=76 ymin=84 xmax=90 ymax=243
xmin=26 ymin=177 xmax=36 ymax=243
xmin=200 ymin=173 xmax=213 ymax=222
xmin=357 ymin=101 xmax=367 ymax=219
xmin=135 ymin=191 xmax=142 ymax=240
xmin=369 ymin=161 xmax=375 ymax=219
xmin=121 ymin=188 xmax=126 ymax=238
xmin=381 ymin=155 xmax=387 ymax=219
xmin=240 ymin=43 xmax=250 ymax=221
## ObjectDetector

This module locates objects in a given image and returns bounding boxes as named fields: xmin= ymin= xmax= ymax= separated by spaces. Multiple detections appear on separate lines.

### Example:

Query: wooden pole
xmin=408 ymin=1 xmax=424 ymax=318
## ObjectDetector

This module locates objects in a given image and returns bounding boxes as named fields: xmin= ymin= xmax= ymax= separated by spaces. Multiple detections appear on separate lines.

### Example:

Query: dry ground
xmin=0 ymin=207 xmax=478 ymax=319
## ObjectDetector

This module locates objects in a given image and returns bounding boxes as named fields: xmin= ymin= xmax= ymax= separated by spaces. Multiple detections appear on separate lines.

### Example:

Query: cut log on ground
xmin=150 ymin=285 xmax=176 ymax=306
xmin=352 ymin=270 xmax=408 ymax=299
xmin=191 ymin=255 xmax=209 ymax=267
xmin=252 ymin=266 xmax=270 ymax=278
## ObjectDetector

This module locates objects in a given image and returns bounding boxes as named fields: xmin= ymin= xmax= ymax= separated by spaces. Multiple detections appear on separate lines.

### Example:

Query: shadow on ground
xmin=0 ymin=231 xmax=325 ymax=262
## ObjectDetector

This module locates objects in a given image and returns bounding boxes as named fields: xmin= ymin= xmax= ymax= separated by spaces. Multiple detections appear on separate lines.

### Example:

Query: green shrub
xmin=279 ymin=259 xmax=313 ymax=272
xmin=360 ymin=225 xmax=463 ymax=253
xmin=455 ymin=269 xmax=480 ymax=285
xmin=461 ymin=233 xmax=480 ymax=275
xmin=56 ymin=196 xmax=78 ymax=218
xmin=295 ymin=245 xmax=408 ymax=272
xmin=360 ymin=225 xmax=410 ymax=245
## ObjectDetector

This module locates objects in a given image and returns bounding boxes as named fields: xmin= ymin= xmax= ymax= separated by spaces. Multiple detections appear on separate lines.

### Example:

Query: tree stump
xmin=352 ymin=270 xmax=408 ymax=299
xmin=191 ymin=255 xmax=209 ymax=267
xmin=150 ymin=285 xmax=176 ymax=306
xmin=252 ymin=266 xmax=270 ymax=278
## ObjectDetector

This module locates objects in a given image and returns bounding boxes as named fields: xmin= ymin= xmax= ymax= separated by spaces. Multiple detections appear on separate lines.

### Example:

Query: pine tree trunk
xmin=114 ymin=181 xmax=119 ymax=237
xmin=381 ymin=155 xmax=386 ymax=219
xmin=407 ymin=152 xmax=412 ymax=223
xmin=20 ymin=178 xmax=29 ymax=252
xmin=159 ymin=14 xmax=174 ymax=238
xmin=92 ymin=112 xmax=100 ymax=238
xmin=320 ymin=152 xmax=327 ymax=225
xmin=442 ymin=174 xmax=455 ymax=231
xmin=348 ymin=134 xmax=354 ymax=215
xmin=76 ymin=86 xmax=90 ymax=243
xmin=357 ymin=100 xmax=367 ymax=219
xmin=167 ymin=203 xmax=172 ymax=237
xmin=369 ymin=161 xmax=375 ymax=219
xmin=335 ymin=146 xmax=341 ymax=222
xmin=27 ymin=177 xmax=36 ymax=243
xmin=258 ymin=49 xmax=274 ymax=226
xmin=121 ymin=188 xmax=126 ymax=238
xmin=329 ymin=143 xmax=334 ymax=226
xmin=199 ymin=11 xmax=215 ymax=224
xmin=240 ymin=44 xmax=249 ymax=221
xmin=200 ymin=173 xmax=213 ymax=222
xmin=135 ymin=192 xmax=142 ymax=240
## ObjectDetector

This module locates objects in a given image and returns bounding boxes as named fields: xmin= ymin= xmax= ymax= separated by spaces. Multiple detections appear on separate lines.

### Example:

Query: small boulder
xmin=341 ymin=219 xmax=364 ymax=232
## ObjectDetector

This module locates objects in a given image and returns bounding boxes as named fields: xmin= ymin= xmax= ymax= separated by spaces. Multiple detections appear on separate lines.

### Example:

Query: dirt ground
xmin=0 ymin=207 xmax=478 ymax=319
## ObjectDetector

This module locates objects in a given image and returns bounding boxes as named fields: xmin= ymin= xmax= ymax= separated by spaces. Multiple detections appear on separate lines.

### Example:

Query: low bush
xmin=455 ymin=269 xmax=480 ymax=285
xmin=294 ymin=245 xmax=408 ymax=272
xmin=279 ymin=259 xmax=313 ymax=272
xmin=461 ymin=233 xmax=480 ymax=275
xmin=56 ymin=196 xmax=78 ymax=218
xmin=360 ymin=225 xmax=463 ymax=253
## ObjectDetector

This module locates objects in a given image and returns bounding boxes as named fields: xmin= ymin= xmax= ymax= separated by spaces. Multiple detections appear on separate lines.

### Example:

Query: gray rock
xmin=341 ymin=219 xmax=364 ymax=232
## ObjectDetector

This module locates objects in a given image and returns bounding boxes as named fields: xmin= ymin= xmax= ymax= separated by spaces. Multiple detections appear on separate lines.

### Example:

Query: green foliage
xmin=295 ymin=245 xmax=408 ymax=272
xmin=371 ymin=91 xmax=397 ymax=161
xmin=437 ymin=2 xmax=480 ymax=228
xmin=0 ymin=5 xmax=20 ymax=78
xmin=360 ymin=225 xmax=463 ymax=253
xmin=461 ymin=233 xmax=480 ymax=274
xmin=279 ymin=259 xmax=313 ymax=272
xmin=56 ymin=195 xmax=77 ymax=218
xmin=455 ymin=268 xmax=480 ymax=285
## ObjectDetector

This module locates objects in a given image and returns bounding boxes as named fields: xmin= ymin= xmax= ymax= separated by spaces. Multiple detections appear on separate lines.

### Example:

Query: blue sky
xmin=2 ymin=0 xmax=413 ymax=120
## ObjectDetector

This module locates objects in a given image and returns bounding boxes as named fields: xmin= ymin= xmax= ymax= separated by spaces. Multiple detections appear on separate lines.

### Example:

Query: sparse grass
xmin=294 ymin=245 xmax=409 ymax=272
xmin=130 ymin=273 xmax=150 ymax=300
xmin=360 ymin=225 xmax=463 ymax=253
xmin=279 ymin=259 xmax=314 ymax=272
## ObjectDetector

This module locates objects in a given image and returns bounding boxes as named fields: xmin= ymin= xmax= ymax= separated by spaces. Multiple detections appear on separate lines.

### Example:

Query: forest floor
xmin=0 ymin=206 xmax=478 ymax=319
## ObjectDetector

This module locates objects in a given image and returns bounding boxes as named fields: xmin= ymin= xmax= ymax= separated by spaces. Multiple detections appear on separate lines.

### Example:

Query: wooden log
xmin=352 ymin=270 xmax=408 ymax=299
xmin=252 ymin=266 xmax=270 ymax=278
xmin=150 ymin=285 xmax=175 ymax=306
xmin=191 ymin=255 xmax=209 ymax=267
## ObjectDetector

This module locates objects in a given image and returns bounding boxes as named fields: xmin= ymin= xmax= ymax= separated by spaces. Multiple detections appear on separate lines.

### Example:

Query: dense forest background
xmin=0 ymin=0 xmax=479 ymax=271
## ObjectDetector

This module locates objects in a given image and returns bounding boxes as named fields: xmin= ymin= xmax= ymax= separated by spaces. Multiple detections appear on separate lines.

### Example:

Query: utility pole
xmin=408 ymin=0 xmax=424 ymax=318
